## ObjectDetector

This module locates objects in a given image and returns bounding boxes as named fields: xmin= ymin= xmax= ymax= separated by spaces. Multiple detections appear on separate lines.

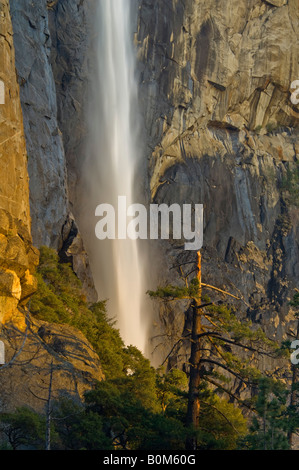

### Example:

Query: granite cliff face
xmin=2 ymin=0 xmax=298 ymax=366
xmin=9 ymin=0 xmax=68 ymax=250
xmin=9 ymin=0 xmax=97 ymax=302
xmin=0 ymin=317 xmax=104 ymax=413
xmin=0 ymin=0 xmax=38 ymax=328
xmin=135 ymin=0 xmax=299 ymax=360
xmin=0 ymin=0 xmax=102 ymax=412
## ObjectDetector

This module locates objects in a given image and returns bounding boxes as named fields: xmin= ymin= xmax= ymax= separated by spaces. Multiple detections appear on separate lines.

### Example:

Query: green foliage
xmin=290 ymin=291 xmax=299 ymax=312
xmin=243 ymin=378 xmax=291 ymax=450
xmin=30 ymin=246 xmax=127 ymax=379
xmin=83 ymin=374 xmax=188 ymax=450
xmin=281 ymin=162 xmax=299 ymax=207
xmin=0 ymin=407 xmax=46 ymax=450
xmin=156 ymin=367 xmax=188 ymax=416
xmin=120 ymin=346 xmax=158 ymax=411
xmin=149 ymin=283 xmax=280 ymax=389
xmin=26 ymin=248 xmax=195 ymax=449
xmin=51 ymin=398 xmax=112 ymax=450
xmin=82 ymin=369 xmax=246 ymax=450
xmin=206 ymin=302 xmax=277 ymax=349
xmin=147 ymin=278 xmax=200 ymax=300
xmin=148 ymin=275 xmax=287 ymax=450
xmin=197 ymin=391 xmax=248 ymax=450
xmin=15 ymin=245 xmax=291 ymax=451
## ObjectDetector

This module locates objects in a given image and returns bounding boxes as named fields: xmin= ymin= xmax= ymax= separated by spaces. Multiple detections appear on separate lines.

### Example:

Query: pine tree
xmin=245 ymin=377 xmax=290 ymax=450
xmin=148 ymin=251 xmax=281 ymax=450
xmin=287 ymin=292 xmax=299 ymax=447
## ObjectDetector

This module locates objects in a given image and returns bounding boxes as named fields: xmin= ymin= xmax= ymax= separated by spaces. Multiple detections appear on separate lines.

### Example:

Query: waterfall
xmin=79 ymin=0 xmax=149 ymax=353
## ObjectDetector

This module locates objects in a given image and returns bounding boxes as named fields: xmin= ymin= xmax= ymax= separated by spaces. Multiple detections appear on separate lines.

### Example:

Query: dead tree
xmin=185 ymin=251 xmax=202 ymax=450
xmin=148 ymin=250 xmax=280 ymax=451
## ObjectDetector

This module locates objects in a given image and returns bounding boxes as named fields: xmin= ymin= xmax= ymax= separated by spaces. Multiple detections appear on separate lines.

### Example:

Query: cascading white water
xmin=79 ymin=0 xmax=149 ymax=353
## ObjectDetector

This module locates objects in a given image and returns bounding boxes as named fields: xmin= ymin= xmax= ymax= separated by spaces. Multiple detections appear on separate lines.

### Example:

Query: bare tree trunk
xmin=288 ymin=365 xmax=298 ymax=448
xmin=288 ymin=321 xmax=299 ymax=448
xmin=45 ymin=362 xmax=53 ymax=451
xmin=185 ymin=251 xmax=202 ymax=450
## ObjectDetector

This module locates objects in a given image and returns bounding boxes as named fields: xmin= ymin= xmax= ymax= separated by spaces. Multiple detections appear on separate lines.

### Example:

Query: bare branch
xmin=161 ymin=334 xmax=192 ymax=366
xmin=211 ymin=336 xmax=278 ymax=358
xmin=199 ymin=358 xmax=253 ymax=386
xmin=201 ymin=283 xmax=250 ymax=307
xmin=0 ymin=312 xmax=30 ymax=371
xmin=201 ymin=400 xmax=240 ymax=434
xmin=205 ymin=377 xmax=254 ymax=411
xmin=28 ymin=387 xmax=48 ymax=403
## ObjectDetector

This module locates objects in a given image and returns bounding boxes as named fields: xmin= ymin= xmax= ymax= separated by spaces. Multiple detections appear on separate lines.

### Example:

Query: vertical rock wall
xmin=136 ymin=0 xmax=299 ymax=360
xmin=9 ymin=0 xmax=97 ymax=302
xmin=0 ymin=0 xmax=38 ymax=328
xmin=9 ymin=0 xmax=68 ymax=249
xmin=3 ymin=0 xmax=298 ymax=360
xmin=0 ymin=2 xmax=103 ymax=411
